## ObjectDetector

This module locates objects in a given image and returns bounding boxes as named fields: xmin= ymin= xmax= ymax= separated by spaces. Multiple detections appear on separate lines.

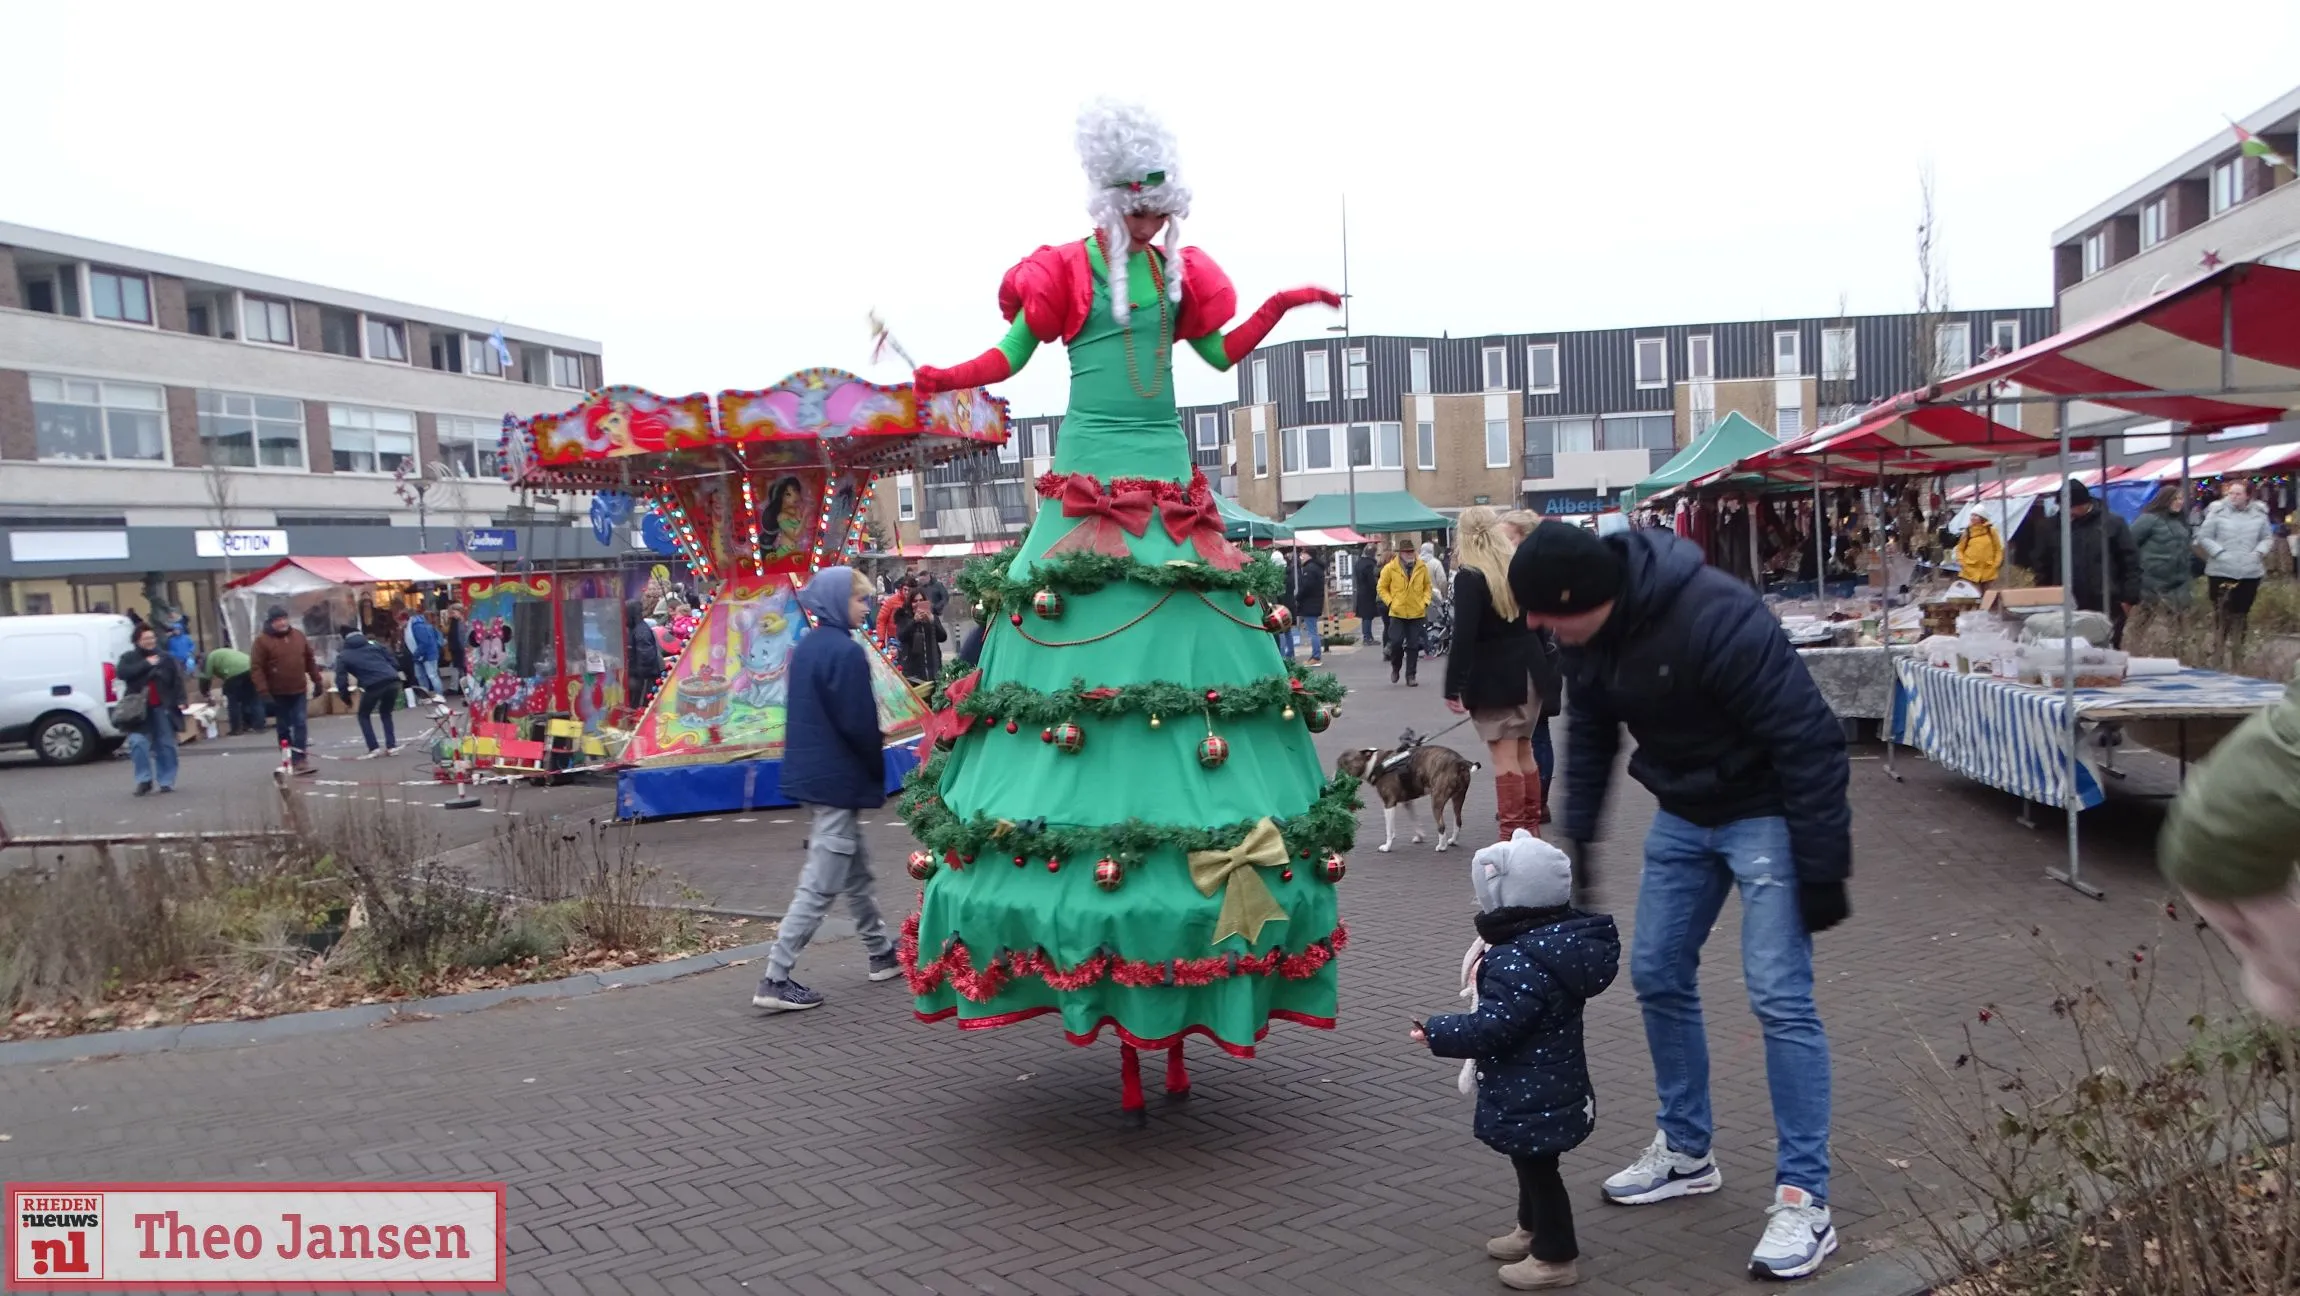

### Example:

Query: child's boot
xmin=1499 ymin=1255 xmax=1578 ymax=1289
xmin=1485 ymin=1226 xmax=1533 ymax=1261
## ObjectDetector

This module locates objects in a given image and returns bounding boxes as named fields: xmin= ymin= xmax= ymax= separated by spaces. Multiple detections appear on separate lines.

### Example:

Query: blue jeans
xmin=413 ymin=659 xmax=442 ymax=694
xmin=127 ymin=711 xmax=179 ymax=790
xmin=1633 ymin=811 xmax=1831 ymax=1199
xmin=1279 ymin=619 xmax=1326 ymax=660
xmin=271 ymin=692 xmax=309 ymax=761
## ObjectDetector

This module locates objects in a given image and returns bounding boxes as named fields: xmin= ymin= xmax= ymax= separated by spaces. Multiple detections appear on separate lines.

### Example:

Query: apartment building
xmin=874 ymin=401 xmax=1230 ymax=553
xmin=0 ymin=222 xmax=620 ymax=632
xmin=2048 ymin=84 xmax=2300 ymax=465
xmin=1225 ymin=307 xmax=2055 ymax=524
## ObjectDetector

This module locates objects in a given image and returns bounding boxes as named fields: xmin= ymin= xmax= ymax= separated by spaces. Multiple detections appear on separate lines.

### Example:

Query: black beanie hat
xmin=2065 ymin=478 xmax=2093 ymax=505
xmin=1509 ymin=521 xmax=1625 ymax=616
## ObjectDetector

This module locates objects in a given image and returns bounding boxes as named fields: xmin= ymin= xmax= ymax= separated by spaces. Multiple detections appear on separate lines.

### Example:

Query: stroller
xmin=1419 ymin=596 xmax=1454 ymax=660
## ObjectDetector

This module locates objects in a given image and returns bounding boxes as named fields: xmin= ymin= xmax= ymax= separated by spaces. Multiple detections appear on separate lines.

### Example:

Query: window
xmin=1280 ymin=425 xmax=1299 ymax=473
xmin=1416 ymin=421 xmax=1436 ymax=470
xmin=2211 ymin=158 xmax=2244 ymax=215
xmin=1821 ymin=327 xmax=1856 ymax=381
xmin=1773 ymin=330 xmax=1801 ymax=376
xmin=242 ymin=295 xmax=294 ymax=346
xmin=1251 ymin=356 xmax=1270 ymax=405
xmin=897 ymin=479 xmax=916 ymax=520
xmin=1600 ymin=413 xmax=1674 ymax=452
xmin=1408 ymin=347 xmax=1430 ymax=395
xmin=1991 ymin=319 xmax=2021 ymax=355
xmin=1685 ymin=336 xmax=1714 ymax=382
xmin=1777 ymin=406 xmax=1803 ymax=438
xmin=466 ymin=334 xmax=504 ymax=377
xmin=365 ymin=316 xmax=409 ymax=363
xmin=435 ymin=415 xmax=501 ymax=478
xmin=1933 ymin=322 xmax=1971 ymax=379
xmin=1529 ymin=416 xmax=1597 ymax=455
xmin=997 ymin=429 xmax=1020 ymax=463
xmin=1482 ymin=346 xmax=1508 ymax=391
xmin=1526 ymin=343 xmax=1559 ymax=394
xmin=1252 ymin=427 xmax=1269 ymax=477
xmin=327 ymin=404 xmax=417 ymax=474
xmin=88 ymin=267 xmax=152 ymax=324
xmin=1304 ymin=425 xmax=1333 ymax=471
xmin=2140 ymin=197 xmax=2169 ymax=249
xmin=197 ymin=391 xmax=306 ymax=469
xmin=318 ymin=307 xmax=361 ymax=357
xmin=1348 ymin=423 xmax=1370 ymax=468
xmin=1343 ymin=347 xmax=1368 ymax=400
xmin=550 ymin=351 xmax=587 ymax=389
xmin=1194 ymin=412 xmax=1220 ymax=450
xmin=1378 ymin=422 xmax=1402 ymax=470
xmin=1304 ymin=351 xmax=1331 ymax=402
xmin=519 ymin=345 xmax=550 ymax=385
xmin=2081 ymin=228 xmax=2110 ymax=277
xmin=29 ymin=375 xmax=167 ymax=463
xmin=1485 ymin=420 xmax=1510 ymax=468
xmin=1029 ymin=422 xmax=1051 ymax=458
xmin=1634 ymin=338 xmax=1666 ymax=388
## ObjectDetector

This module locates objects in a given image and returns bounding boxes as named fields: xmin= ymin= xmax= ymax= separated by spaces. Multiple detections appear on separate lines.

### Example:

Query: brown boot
xmin=1499 ymin=1255 xmax=1579 ymax=1289
xmin=1493 ymin=773 xmax=1525 ymax=842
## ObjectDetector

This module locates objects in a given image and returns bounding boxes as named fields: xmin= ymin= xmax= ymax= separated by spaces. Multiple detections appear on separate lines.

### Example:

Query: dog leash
xmin=1372 ymin=714 xmax=1477 ymax=776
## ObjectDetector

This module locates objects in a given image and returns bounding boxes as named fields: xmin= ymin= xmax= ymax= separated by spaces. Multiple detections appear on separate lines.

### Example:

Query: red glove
xmin=913 ymin=347 xmax=1014 ymax=396
xmin=1223 ymin=287 xmax=1342 ymax=366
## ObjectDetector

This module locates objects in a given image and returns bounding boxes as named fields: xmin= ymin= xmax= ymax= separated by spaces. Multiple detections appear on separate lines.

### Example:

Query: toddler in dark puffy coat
xmin=1417 ymin=829 xmax=1619 ymax=1290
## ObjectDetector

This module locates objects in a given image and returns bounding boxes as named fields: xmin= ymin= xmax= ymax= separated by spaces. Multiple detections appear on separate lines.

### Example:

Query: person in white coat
xmin=2195 ymin=480 xmax=2276 ymax=665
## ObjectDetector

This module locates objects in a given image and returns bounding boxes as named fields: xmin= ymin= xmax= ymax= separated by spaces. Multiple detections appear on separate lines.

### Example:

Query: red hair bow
xmin=1045 ymin=476 xmax=1154 ymax=558
xmin=1158 ymin=494 xmax=1248 ymax=571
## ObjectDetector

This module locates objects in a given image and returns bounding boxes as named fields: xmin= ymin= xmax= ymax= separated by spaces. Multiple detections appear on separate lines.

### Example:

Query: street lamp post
xmin=1326 ymin=195 xmax=1358 ymax=532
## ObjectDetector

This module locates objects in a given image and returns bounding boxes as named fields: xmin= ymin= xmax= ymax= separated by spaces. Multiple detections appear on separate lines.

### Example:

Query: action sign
xmin=6 ymin=1183 xmax=506 ymax=1290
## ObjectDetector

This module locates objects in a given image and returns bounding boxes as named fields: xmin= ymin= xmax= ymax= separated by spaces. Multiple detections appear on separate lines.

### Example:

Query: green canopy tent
xmin=1283 ymin=490 xmax=1450 ymax=534
xmin=1215 ymin=493 xmax=1293 ymax=542
xmin=1621 ymin=411 xmax=1777 ymax=508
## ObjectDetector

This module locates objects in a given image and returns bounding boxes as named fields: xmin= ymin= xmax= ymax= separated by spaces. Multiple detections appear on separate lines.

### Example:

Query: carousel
xmin=490 ymin=369 xmax=1009 ymax=816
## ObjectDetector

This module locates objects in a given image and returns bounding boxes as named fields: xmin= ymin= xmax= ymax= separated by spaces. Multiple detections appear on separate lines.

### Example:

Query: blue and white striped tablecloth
xmin=1888 ymin=662 xmax=2285 ymax=809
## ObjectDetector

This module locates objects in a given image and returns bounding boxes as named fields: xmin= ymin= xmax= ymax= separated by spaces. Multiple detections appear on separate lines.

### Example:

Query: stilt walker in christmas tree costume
xmin=902 ymin=100 xmax=1352 ymax=1121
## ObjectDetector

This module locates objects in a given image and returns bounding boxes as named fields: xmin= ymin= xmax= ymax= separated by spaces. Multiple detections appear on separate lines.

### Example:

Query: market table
xmin=1887 ymin=659 xmax=2287 ymax=810
xmin=1797 ymin=645 xmax=1912 ymax=721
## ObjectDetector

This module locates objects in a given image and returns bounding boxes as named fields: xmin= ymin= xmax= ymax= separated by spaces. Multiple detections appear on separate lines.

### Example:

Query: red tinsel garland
xmin=900 ymin=913 xmax=1349 ymax=1004
xmin=1035 ymin=466 xmax=1214 ymax=507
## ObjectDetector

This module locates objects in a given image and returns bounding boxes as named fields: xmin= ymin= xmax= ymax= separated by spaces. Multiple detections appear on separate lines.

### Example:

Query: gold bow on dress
xmin=1187 ymin=818 xmax=1292 ymax=947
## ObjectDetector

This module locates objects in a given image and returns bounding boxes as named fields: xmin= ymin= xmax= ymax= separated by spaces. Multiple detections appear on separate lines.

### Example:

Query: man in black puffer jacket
xmin=1509 ymin=521 xmax=1849 ymax=1283
xmin=334 ymin=632 xmax=406 ymax=757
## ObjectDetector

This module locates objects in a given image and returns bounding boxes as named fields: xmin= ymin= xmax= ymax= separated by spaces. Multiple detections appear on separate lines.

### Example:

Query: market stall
xmin=496 ymin=370 xmax=1009 ymax=817
xmin=222 ymin=553 xmax=495 ymax=670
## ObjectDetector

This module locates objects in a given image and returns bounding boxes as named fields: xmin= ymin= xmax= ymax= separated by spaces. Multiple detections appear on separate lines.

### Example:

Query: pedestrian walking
xmin=442 ymin=604 xmax=471 ymax=694
xmin=2197 ymin=479 xmax=2275 ymax=663
xmin=116 ymin=624 xmax=186 ymax=796
xmin=1953 ymin=511 xmax=2004 ymax=591
xmin=1511 ymin=520 xmax=1851 ymax=1282
xmin=403 ymin=609 xmax=444 ymax=697
xmin=249 ymin=604 xmax=325 ymax=775
xmin=1416 ymin=831 xmax=1619 ymax=1291
xmin=1377 ymin=542 xmax=1433 ymax=686
xmin=752 ymin=566 xmax=901 ymax=1011
xmin=1281 ymin=550 xmax=1328 ymax=665
xmin=164 ymin=616 xmax=198 ymax=671
xmin=333 ymin=631 xmax=405 ymax=757
xmin=1444 ymin=506 xmax=1557 ymax=840
xmin=2032 ymin=479 xmax=2140 ymax=642
xmin=626 ymin=599 xmax=665 ymax=708
xmin=1354 ymin=546 xmax=1383 ymax=646
xmin=203 ymin=642 xmax=263 ymax=736
xmin=2130 ymin=485 xmax=2195 ymax=610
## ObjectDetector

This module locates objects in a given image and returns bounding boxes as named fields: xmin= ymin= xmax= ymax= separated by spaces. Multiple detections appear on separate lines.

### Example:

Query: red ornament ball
xmin=1242 ymin=592 xmax=1257 ymax=606
xmin=1046 ymin=858 xmax=1061 ymax=873
xmin=1205 ymin=689 xmax=1221 ymax=705
xmin=1280 ymin=867 xmax=1294 ymax=882
xmin=1262 ymin=604 xmax=1295 ymax=635
xmin=1304 ymin=703 xmax=1335 ymax=734
xmin=1010 ymin=612 xmax=1023 ymax=626
xmin=1050 ymin=721 xmax=1085 ymax=754
xmin=1320 ymin=852 xmax=1347 ymax=883
xmin=1198 ymin=734 xmax=1230 ymax=769
xmin=1031 ymin=589 xmax=1064 ymax=619
xmin=907 ymin=849 xmax=937 ymax=881
xmin=1094 ymin=857 xmax=1123 ymax=891
xmin=1005 ymin=719 xmax=1019 ymax=734
xmin=1040 ymin=728 xmax=1054 ymax=743
xmin=1013 ymin=854 xmax=1026 ymax=867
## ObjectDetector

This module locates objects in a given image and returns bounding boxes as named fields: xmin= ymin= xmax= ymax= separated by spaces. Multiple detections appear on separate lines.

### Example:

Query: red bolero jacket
xmin=997 ymin=240 xmax=1238 ymax=345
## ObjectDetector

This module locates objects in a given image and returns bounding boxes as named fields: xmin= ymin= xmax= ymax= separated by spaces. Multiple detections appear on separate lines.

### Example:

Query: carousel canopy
xmin=1626 ymin=412 xmax=1776 ymax=505
xmin=225 ymin=553 xmax=493 ymax=595
xmin=1283 ymin=490 xmax=1448 ymax=534
xmin=1216 ymin=493 xmax=1293 ymax=540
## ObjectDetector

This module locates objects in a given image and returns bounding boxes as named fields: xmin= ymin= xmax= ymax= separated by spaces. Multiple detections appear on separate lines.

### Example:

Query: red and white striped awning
xmin=1946 ymin=468 xmax=2107 ymax=503
xmin=1794 ymin=397 xmax=2066 ymax=464
xmin=1939 ymin=263 xmax=2300 ymax=428
xmin=225 ymin=553 xmax=495 ymax=592
xmin=1283 ymin=527 xmax=1372 ymax=547
xmin=893 ymin=540 xmax=1010 ymax=558
xmin=2106 ymin=440 xmax=2300 ymax=482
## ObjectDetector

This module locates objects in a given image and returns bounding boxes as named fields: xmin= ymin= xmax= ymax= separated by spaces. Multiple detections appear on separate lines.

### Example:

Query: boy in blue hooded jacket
xmin=753 ymin=566 xmax=902 ymax=1011
xmin=1416 ymin=830 xmax=1620 ymax=1290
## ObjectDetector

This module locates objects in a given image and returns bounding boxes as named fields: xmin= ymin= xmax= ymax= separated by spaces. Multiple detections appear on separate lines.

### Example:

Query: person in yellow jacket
xmin=1954 ymin=511 xmax=2004 ymax=589
xmin=1377 ymin=543 xmax=1435 ymax=685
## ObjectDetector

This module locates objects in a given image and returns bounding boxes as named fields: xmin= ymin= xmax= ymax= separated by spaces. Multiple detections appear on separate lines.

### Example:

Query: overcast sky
xmin=9 ymin=3 xmax=2299 ymax=417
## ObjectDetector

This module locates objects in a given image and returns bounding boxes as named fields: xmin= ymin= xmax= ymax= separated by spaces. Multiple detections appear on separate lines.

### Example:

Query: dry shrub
xmin=1907 ymin=930 xmax=2300 ymax=1295
xmin=306 ymin=793 xmax=506 ymax=982
xmin=494 ymin=817 xmax=678 ymax=951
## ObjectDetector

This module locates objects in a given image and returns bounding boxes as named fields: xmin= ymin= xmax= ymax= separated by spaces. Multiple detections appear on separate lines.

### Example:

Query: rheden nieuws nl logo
xmin=6 ymin=1183 xmax=506 ymax=1291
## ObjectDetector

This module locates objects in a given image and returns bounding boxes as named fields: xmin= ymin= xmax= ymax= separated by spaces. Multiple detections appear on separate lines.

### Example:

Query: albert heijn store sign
xmin=7 ymin=1182 xmax=506 ymax=1290
xmin=192 ymin=530 xmax=289 ymax=560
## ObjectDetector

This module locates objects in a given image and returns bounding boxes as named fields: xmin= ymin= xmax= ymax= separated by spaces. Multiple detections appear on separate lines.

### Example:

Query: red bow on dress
xmin=1045 ymin=476 xmax=1155 ymax=558
xmin=1159 ymin=494 xmax=1249 ymax=571
xmin=916 ymin=669 xmax=982 ymax=763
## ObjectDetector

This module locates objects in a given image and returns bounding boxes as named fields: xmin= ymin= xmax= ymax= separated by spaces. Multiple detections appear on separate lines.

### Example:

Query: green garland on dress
xmin=961 ymin=669 xmax=1345 ymax=728
xmin=897 ymin=754 xmax=1363 ymax=867
xmin=955 ymin=546 xmax=1287 ymax=613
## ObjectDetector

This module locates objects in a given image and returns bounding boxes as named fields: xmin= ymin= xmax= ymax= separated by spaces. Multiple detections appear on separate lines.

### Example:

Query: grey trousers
xmin=765 ymin=805 xmax=893 ymax=979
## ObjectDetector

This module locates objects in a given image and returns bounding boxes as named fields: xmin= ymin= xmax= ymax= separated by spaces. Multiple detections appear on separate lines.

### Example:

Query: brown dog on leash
xmin=1337 ymin=733 xmax=1481 ymax=852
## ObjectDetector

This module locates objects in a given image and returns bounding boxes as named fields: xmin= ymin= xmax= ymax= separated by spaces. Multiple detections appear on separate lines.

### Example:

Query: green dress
xmin=900 ymin=239 xmax=1353 ymax=1056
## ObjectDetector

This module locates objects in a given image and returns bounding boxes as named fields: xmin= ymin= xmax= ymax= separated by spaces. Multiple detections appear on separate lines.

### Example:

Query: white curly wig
xmin=1075 ymin=98 xmax=1190 ymax=323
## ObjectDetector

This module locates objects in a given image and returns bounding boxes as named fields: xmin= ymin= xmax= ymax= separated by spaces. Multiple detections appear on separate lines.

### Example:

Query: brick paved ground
xmin=0 ymin=642 xmax=2227 ymax=1295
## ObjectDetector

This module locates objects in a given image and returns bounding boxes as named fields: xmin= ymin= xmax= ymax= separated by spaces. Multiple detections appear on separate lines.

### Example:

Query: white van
xmin=0 ymin=614 xmax=139 ymax=764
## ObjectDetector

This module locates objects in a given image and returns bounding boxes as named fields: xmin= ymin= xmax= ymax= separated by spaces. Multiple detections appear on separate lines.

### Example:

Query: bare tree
xmin=203 ymin=461 xmax=240 ymax=611
xmin=1910 ymin=164 xmax=1953 ymax=390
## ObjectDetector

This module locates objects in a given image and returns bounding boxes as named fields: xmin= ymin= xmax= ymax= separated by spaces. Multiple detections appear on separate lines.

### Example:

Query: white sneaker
xmin=355 ymin=749 xmax=382 ymax=760
xmin=1601 ymin=1130 xmax=1723 ymax=1205
xmin=1748 ymin=1185 xmax=1837 ymax=1281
